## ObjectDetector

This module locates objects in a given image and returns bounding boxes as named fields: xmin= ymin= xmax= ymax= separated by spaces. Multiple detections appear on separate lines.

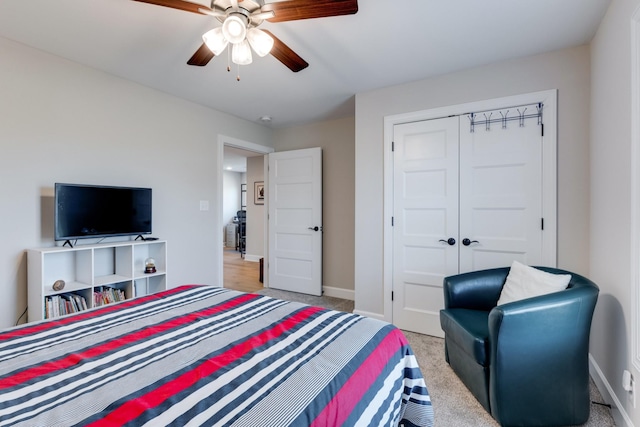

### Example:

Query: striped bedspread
xmin=0 ymin=285 xmax=433 ymax=426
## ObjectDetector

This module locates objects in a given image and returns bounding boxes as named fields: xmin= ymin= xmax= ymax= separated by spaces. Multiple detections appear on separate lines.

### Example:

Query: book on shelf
xmin=93 ymin=286 xmax=126 ymax=307
xmin=44 ymin=293 xmax=88 ymax=319
xmin=44 ymin=286 xmax=126 ymax=319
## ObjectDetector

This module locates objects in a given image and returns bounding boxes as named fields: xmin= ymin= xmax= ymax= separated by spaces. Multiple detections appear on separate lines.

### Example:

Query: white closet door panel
xmin=459 ymin=114 xmax=543 ymax=273
xmin=392 ymin=117 xmax=459 ymax=337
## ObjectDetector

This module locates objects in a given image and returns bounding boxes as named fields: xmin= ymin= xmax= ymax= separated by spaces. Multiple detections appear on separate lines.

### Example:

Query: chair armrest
xmin=487 ymin=286 xmax=599 ymax=425
xmin=443 ymin=267 xmax=509 ymax=310
xmin=488 ymin=287 xmax=597 ymax=358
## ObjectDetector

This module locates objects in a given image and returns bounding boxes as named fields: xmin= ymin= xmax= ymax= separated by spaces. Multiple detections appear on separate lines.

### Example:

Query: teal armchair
xmin=439 ymin=266 xmax=599 ymax=426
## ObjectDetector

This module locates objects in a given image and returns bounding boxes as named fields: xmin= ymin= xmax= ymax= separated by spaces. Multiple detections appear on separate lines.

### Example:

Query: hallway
xmin=223 ymin=247 xmax=263 ymax=293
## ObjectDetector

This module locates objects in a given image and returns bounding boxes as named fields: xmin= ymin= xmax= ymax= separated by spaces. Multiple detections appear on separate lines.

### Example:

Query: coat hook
xmin=517 ymin=107 xmax=527 ymax=127
xmin=468 ymin=113 xmax=475 ymax=133
xmin=500 ymin=110 xmax=509 ymax=129
xmin=536 ymin=103 xmax=543 ymax=125
xmin=484 ymin=112 xmax=492 ymax=131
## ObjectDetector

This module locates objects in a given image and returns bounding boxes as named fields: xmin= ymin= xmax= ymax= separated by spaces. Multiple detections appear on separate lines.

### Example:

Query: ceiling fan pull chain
xmin=237 ymin=64 xmax=241 ymax=81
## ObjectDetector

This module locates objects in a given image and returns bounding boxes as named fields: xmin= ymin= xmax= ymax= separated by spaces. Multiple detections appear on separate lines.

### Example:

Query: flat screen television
xmin=54 ymin=183 xmax=152 ymax=244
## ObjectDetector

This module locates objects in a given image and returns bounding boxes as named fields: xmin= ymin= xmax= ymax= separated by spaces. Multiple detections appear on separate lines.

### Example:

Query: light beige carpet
xmin=256 ymin=288 xmax=616 ymax=426
xmin=404 ymin=330 xmax=615 ymax=427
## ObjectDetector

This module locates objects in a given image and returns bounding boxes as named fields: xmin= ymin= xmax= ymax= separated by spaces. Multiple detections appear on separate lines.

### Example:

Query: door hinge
xmin=391 ymin=216 xmax=394 ymax=226
xmin=541 ymin=218 xmax=544 ymax=230
xmin=391 ymin=291 xmax=394 ymax=301
xmin=541 ymin=123 xmax=544 ymax=137
xmin=392 ymin=141 xmax=395 ymax=152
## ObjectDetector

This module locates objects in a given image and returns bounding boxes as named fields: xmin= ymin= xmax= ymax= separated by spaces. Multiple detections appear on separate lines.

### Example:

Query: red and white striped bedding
xmin=0 ymin=285 xmax=433 ymax=426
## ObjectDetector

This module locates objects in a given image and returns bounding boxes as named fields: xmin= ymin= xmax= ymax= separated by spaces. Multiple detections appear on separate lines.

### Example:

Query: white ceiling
xmin=223 ymin=145 xmax=263 ymax=172
xmin=0 ymin=0 xmax=610 ymax=129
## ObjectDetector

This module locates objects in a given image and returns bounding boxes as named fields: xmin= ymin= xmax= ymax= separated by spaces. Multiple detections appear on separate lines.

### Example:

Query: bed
xmin=0 ymin=285 xmax=433 ymax=427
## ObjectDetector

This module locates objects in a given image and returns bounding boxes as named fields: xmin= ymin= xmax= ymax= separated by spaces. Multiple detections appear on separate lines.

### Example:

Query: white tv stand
xmin=27 ymin=240 xmax=167 ymax=322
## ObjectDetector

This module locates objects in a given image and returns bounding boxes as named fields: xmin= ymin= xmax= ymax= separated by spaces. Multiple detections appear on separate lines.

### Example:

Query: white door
xmin=392 ymin=117 xmax=460 ymax=337
xmin=459 ymin=114 xmax=543 ymax=272
xmin=268 ymin=147 xmax=323 ymax=296
xmin=393 ymin=107 xmax=544 ymax=337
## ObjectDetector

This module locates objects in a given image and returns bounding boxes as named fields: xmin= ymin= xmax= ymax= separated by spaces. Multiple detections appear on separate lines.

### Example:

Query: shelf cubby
xmin=28 ymin=240 xmax=167 ymax=322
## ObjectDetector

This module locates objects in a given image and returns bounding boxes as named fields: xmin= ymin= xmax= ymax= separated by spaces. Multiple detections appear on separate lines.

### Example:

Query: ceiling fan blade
xmin=187 ymin=43 xmax=215 ymax=66
xmin=131 ymin=0 xmax=211 ymax=15
xmin=250 ymin=10 xmax=276 ymax=21
xmin=263 ymin=0 xmax=357 ymax=23
xmin=263 ymin=30 xmax=308 ymax=72
xmin=199 ymin=8 xmax=227 ymax=18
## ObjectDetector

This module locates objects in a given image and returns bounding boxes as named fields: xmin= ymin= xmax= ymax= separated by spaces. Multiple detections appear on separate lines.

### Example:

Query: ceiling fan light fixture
xmin=222 ymin=14 xmax=248 ymax=44
xmin=232 ymin=39 xmax=253 ymax=65
xmin=246 ymin=28 xmax=274 ymax=57
xmin=202 ymin=27 xmax=228 ymax=55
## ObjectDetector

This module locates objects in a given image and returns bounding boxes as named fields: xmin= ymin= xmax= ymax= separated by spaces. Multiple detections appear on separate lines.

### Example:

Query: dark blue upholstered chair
xmin=439 ymin=266 xmax=599 ymax=426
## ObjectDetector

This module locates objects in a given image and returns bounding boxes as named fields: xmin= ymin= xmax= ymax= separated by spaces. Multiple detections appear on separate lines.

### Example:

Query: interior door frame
xmin=216 ymin=135 xmax=274 ymax=290
xmin=382 ymin=89 xmax=558 ymax=323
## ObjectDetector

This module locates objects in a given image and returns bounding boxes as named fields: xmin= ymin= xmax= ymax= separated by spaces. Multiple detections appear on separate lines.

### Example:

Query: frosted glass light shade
xmin=222 ymin=14 xmax=247 ymax=44
xmin=232 ymin=39 xmax=253 ymax=65
xmin=246 ymin=28 xmax=274 ymax=57
xmin=202 ymin=27 xmax=228 ymax=55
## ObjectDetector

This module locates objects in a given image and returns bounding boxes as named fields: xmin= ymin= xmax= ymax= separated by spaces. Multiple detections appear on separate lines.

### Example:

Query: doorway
xmin=217 ymin=135 xmax=274 ymax=292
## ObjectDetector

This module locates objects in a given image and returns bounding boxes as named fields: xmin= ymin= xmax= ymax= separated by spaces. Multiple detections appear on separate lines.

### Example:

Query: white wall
xmin=0 ymin=36 xmax=272 ymax=328
xmin=223 ymin=170 xmax=245 ymax=223
xmin=222 ymin=170 xmax=244 ymax=245
xmin=355 ymin=45 xmax=591 ymax=317
xmin=590 ymin=0 xmax=640 ymax=424
xmin=245 ymin=156 xmax=264 ymax=260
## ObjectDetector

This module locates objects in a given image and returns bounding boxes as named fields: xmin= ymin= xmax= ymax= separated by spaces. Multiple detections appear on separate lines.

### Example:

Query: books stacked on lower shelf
xmin=45 ymin=294 xmax=88 ymax=319
xmin=94 ymin=286 xmax=126 ymax=307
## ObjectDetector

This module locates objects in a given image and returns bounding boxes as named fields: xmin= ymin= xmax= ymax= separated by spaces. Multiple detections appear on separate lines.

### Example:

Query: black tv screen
xmin=54 ymin=183 xmax=152 ymax=242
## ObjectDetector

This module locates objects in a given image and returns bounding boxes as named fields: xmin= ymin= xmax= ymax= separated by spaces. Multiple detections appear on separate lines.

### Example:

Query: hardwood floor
xmin=223 ymin=247 xmax=355 ymax=313
xmin=223 ymin=247 xmax=263 ymax=293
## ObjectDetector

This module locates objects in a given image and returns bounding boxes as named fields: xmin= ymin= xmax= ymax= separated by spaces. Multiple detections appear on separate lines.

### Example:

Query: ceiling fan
xmin=132 ymin=0 xmax=358 ymax=73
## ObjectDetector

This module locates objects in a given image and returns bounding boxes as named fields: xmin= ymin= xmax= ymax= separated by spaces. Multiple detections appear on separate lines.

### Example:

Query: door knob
xmin=462 ymin=238 xmax=479 ymax=246
xmin=439 ymin=238 xmax=456 ymax=246
xmin=308 ymin=226 xmax=320 ymax=231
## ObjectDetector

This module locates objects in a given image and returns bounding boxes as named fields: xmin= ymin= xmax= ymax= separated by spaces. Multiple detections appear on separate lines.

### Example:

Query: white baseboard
xmin=589 ymin=353 xmax=635 ymax=427
xmin=322 ymin=286 xmax=354 ymax=301
xmin=352 ymin=309 xmax=385 ymax=322
xmin=243 ymin=254 xmax=262 ymax=263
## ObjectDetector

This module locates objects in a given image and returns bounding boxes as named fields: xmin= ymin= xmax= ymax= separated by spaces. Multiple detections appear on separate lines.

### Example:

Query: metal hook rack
xmin=468 ymin=102 xmax=543 ymax=133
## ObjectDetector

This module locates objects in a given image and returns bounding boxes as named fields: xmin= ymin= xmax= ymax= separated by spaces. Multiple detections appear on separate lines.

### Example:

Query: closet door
xmin=458 ymin=110 xmax=543 ymax=272
xmin=392 ymin=117 xmax=459 ymax=337
xmin=392 ymin=105 xmax=544 ymax=337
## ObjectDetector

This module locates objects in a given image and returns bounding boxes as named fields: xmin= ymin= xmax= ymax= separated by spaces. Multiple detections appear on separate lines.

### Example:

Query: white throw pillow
xmin=497 ymin=261 xmax=571 ymax=305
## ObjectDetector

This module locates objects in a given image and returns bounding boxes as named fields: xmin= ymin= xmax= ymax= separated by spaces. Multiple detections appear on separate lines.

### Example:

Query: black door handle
xmin=308 ymin=226 xmax=320 ymax=231
xmin=462 ymin=238 xmax=479 ymax=246
xmin=439 ymin=238 xmax=456 ymax=246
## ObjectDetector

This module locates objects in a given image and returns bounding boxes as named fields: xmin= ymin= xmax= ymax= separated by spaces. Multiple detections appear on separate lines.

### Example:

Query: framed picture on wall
xmin=254 ymin=181 xmax=265 ymax=205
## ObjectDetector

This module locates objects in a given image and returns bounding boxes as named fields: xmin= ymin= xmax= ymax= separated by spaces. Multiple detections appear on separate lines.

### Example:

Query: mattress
xmin=0 ymin=285 xmax=433 ymax=426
